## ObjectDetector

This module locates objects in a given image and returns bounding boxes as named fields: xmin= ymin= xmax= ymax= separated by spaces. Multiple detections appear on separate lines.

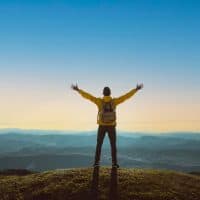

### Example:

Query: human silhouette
xmin=71 ymin=83 xmax=143 ymax=168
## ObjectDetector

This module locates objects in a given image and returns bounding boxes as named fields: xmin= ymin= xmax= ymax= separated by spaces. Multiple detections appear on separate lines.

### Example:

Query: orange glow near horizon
xmin=0 ymin=85 xmax=199 ymax=132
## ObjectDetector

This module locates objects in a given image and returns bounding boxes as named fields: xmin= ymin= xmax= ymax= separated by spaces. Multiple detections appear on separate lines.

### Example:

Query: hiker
xmin=71 ymin=83 xmax=143 ymax=168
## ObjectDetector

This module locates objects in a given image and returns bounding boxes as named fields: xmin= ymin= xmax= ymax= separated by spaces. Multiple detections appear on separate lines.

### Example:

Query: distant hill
xmin=0 ymin=131 xmax=200 ymax=172
xmin=0 ymin=167 xmax=200 ymax=200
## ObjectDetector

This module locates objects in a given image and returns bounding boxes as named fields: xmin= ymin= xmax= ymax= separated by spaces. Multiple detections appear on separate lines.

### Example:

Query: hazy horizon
xmin=0 ymin=128 xmax=200 ymax=135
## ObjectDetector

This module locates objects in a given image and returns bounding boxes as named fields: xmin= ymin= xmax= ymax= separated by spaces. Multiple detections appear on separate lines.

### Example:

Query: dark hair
xmin=103 ymin=87 xmax=111 ymax=96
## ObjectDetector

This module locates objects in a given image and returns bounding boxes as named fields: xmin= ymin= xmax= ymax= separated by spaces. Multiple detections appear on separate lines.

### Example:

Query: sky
xmin=0 ymin=0 xmax=200 ymax=132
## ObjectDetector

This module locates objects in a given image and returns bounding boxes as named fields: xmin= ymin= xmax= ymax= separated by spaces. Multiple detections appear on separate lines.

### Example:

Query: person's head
xmin=103 ymin=87 xmax=111 ymax=96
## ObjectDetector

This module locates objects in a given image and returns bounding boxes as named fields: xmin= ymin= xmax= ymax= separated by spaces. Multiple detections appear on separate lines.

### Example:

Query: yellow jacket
xmin=78 ymin=88 xmax=138 ymax=126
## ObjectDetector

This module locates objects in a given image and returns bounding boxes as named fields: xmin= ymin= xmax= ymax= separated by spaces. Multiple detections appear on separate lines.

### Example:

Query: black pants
xmin=94 ymin=125 xmax=117 ymax=165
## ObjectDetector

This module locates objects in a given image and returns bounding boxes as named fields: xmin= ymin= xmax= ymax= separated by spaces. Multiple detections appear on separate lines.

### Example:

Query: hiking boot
xmin=112 ymin=163 xmax=119 ymax=168
xmin=93 ymin=163 xmax=100 ymax=168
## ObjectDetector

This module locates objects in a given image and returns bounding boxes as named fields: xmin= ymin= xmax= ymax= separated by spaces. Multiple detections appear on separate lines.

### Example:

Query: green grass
xmin=0 ymin=167 xmax=200 ymax=200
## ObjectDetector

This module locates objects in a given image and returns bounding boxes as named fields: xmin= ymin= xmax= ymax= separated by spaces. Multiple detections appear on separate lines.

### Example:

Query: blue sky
xmin=0 ymin=0 xmax=200 ymax=131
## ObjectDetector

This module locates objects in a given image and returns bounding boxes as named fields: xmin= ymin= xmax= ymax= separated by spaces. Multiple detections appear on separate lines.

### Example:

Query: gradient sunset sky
xmin=0 ymin=0 xmax=200 ymax=132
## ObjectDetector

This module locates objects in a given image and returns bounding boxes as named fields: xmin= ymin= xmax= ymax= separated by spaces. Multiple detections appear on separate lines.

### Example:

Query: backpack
xmin=98 ymin=100 xmax=116 ymax=123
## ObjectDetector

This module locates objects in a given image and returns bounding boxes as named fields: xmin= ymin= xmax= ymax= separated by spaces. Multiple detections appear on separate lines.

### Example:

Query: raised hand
xmin=136 ymin=83 xmax=144 ymax=90
xmin=71 ymin=83 xmax=79 ymax=91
